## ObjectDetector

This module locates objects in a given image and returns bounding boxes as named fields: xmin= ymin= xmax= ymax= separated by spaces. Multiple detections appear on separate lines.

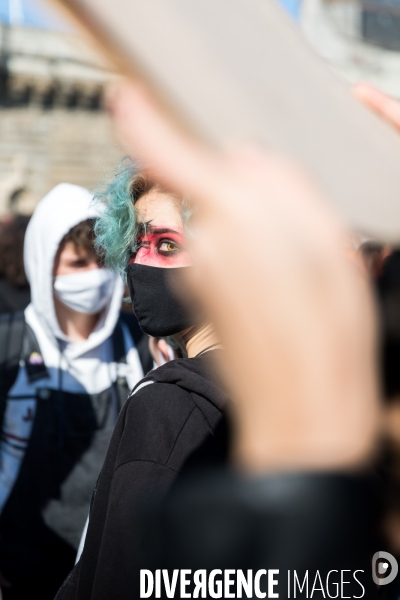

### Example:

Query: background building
xmin=0 ymin=0 xmax=120 ymax=216
xmin=301 ymin=0 xmax=400 ymax=96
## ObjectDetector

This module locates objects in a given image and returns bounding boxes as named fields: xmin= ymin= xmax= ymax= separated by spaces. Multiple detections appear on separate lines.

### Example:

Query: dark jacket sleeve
xmin=150 ymin=470 xmax=381 ymax=599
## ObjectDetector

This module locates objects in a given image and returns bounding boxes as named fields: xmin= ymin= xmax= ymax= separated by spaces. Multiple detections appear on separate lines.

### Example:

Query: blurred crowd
xmin=0 ymin=215 xmax=31 ymax=315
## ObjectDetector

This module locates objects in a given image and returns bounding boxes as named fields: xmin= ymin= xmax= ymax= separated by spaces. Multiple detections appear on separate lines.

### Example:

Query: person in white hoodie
xmin=0 ymin=183 xmax=151 ymax=600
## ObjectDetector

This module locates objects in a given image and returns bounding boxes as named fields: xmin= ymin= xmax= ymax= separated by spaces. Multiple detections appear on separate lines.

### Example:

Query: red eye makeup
xmin=129 ymin=226 xmax=191 ymax=268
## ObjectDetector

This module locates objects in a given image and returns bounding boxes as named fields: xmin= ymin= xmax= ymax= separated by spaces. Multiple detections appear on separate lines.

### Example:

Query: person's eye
xmin=158 ymin=240 xmax=179 ymax=255
xmin=71 ymin=259 xmax=87 ymax=268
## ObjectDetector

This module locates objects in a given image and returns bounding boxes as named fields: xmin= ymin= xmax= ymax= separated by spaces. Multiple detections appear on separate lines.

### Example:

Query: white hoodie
xmin=0 ymin=183 xmax=144 ymax=512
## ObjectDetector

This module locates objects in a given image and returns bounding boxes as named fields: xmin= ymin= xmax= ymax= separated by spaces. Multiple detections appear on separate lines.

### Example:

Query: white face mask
xmin=54 ymin=269 xmax=116 ymax=315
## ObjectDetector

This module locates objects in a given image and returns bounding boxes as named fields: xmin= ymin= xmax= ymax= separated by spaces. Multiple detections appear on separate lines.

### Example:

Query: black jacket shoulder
xmin=116 ymin=352 xmax=227 ymax=471
xmin=117 ymin=382 xmax=211 ymax=472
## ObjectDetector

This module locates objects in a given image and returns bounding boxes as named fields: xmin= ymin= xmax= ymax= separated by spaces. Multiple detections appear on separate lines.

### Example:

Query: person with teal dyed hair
xmin=94 ymin=157 xmax=193 ymax=277
xmin=59 ymin=159 xmax=228 ymax=600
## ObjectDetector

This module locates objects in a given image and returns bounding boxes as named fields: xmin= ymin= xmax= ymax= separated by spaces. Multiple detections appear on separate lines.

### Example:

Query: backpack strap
xmin=22 ymin=324 xmax=49 ymax=384
xmin=112 ymin=312 xmax=153 ymax=375
xmin=0 ymin=311 xmax=49 ymax=391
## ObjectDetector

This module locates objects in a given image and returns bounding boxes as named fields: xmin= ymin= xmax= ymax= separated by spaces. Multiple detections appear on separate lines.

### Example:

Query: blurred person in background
xmin=0 ymin=215 xmax=31 ymax=314
xmin=359 ymin=240 xmax=391 ymax=280
xmin=56 ymin=161 xmax=226 ymax=600
xmin=355 ymin=87 xmax=400 ymax=598
xmin=0 ymin=183 xmax=152 ymax=600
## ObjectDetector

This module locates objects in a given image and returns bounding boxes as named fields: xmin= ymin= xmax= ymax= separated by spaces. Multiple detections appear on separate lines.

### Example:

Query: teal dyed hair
xmin=94 ymin=157 xmax=192 ymax=277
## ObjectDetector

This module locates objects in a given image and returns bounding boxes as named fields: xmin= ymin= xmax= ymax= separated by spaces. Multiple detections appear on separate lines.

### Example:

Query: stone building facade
xmin=301 ymin=0 xmax=400 ymax=97
xmin=6 ymin=3 xmax=398 ymax=219
xmin=0 ymin=23 xmax=121 ymax=215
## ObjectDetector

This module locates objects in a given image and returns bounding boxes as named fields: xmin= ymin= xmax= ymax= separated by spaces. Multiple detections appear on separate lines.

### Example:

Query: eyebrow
xmin=137 ymin=221 xmax=181 ymax=236
xmin=148 ymin=227 xmax=181 ymax=235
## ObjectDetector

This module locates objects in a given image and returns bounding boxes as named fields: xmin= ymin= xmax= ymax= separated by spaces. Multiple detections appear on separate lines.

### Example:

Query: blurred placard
xmin=49 ymin=0 xmax=400 ymax=242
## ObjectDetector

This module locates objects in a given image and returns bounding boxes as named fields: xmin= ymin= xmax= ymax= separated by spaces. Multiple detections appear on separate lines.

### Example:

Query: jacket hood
xmin=131 ymin=350 xmax=228 ymax=412
xmin=23 ymin=183 xmax=124 ymax=357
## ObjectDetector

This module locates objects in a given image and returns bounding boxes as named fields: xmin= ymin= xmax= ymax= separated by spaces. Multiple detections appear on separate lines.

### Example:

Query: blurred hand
xmin=354 ymin=82 xmax=400 ymax=132
xmin=108 ymin=81 xmax=380 ymax=473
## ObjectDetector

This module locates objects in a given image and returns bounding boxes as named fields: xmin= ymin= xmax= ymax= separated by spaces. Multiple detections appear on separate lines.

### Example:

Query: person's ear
xmin=157 ymin=339 xmax=174 ymax=364
xmin=148 ymin=337 xmax=175 ymax=366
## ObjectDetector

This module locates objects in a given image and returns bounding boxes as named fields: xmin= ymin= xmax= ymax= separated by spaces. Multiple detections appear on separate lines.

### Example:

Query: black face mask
xmin=127 ymin=263 xmax=200 ymax=337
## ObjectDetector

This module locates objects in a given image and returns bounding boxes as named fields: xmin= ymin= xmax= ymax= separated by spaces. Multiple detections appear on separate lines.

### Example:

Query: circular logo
xmin=372 ymin=551 xmax=398 ymax=586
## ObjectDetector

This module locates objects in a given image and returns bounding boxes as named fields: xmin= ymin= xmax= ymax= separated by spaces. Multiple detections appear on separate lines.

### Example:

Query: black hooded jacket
xmin=56 ymin=350 xmax=228 ymax=600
